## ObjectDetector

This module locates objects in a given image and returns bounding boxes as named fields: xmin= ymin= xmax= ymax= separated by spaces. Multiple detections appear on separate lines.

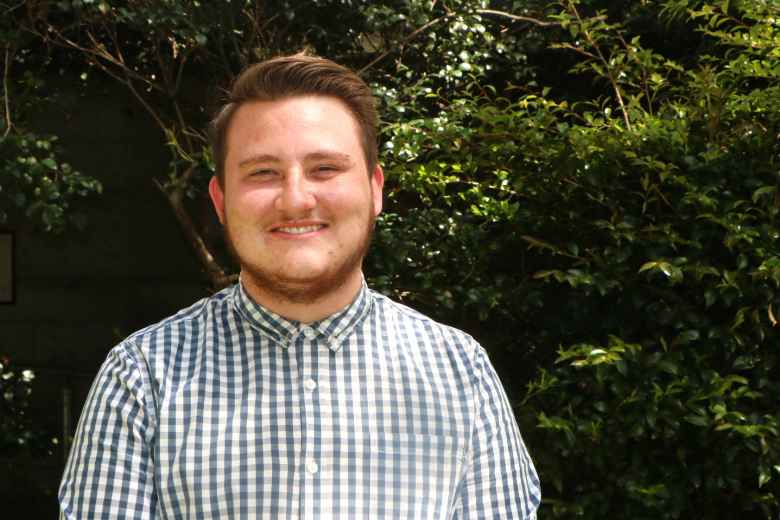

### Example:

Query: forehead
xmin=227 ymin=96 xmax=359 ymax=144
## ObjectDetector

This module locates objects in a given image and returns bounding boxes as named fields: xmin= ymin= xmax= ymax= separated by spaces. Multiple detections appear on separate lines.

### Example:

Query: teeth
xmin=276 ymin=225 xmax=323 ymax=234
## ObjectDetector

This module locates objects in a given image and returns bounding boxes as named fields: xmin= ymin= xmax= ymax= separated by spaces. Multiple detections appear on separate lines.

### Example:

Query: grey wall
xmin=0 ymin=91 xmax=210 ymax=463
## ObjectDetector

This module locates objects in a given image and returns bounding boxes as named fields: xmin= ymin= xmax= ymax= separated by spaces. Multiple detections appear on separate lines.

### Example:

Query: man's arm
xmin=453 ymin=347 xmax=541 ymax=519
xmin=59 ymin=342 xmax=158 ymax=519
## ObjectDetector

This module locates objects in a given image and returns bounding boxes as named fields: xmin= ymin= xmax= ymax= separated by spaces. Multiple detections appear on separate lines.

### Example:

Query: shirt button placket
xmin=317 ymin=333 xmax=333 ymax=516
xmin=299 ymin=326 xmax=319 ymax=520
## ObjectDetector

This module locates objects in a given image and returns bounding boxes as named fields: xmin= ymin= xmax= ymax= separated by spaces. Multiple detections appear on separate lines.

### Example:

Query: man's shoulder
xmin=367 ymin=288 xmax=480 ymax=357
xmin=124 ymin=284 xmax=236 ymax=345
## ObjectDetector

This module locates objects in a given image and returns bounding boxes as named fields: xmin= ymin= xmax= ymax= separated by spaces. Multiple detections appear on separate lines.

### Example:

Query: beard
xmin=222 ymin=207 xmax=375 ymax=306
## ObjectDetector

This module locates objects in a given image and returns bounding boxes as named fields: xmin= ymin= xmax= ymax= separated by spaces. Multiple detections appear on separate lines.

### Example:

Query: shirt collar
xmin=233 ymin=275 xmax=372 ymax=352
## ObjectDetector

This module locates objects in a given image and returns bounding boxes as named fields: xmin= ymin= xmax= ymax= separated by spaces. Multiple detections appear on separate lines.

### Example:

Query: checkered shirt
xmin=59 ymin=279 xmax=540 ymax=519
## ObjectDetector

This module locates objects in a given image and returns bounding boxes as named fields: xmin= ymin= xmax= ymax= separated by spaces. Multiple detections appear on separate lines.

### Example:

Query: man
xmin=60 ymin=54 xmax=541 ymax=519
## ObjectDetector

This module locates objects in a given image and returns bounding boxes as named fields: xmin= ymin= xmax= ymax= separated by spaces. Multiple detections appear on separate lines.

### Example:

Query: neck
xmin=241 ymin=270 xmax=363 ymax=323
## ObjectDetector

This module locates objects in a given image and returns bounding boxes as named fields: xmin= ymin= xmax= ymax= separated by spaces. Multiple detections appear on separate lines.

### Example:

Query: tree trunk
xmin=153 ymin=179 xmax=229 ymax=286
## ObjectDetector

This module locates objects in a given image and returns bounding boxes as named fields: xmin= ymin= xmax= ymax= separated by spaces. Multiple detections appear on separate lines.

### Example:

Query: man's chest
xmin=152 ymin=338 xmax=474 ymax=520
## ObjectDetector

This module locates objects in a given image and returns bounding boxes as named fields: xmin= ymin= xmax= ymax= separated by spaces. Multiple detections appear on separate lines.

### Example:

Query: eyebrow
xmin=306 ymin=150 xmax=352 ymax=162
xmin=238 ymin=154 xmax=281 ymax=168
xmin=237 ymin=149 xmax=352 ymax=168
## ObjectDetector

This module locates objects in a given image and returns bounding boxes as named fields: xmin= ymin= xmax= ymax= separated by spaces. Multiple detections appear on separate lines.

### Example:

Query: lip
xmin=270 ymin=221 xmax=328 ymax=237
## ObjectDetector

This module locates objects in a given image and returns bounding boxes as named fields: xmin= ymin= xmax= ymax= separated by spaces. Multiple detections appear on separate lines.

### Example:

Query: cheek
xmin=320 ymin=183 xmax=372 ymax=216
xmin=226 ymin=190 xmax=273 ymax=222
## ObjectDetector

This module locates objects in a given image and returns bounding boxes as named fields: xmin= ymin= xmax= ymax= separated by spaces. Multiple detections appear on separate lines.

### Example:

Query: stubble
xmin=222 ymin=208 xmax=375 ymax=305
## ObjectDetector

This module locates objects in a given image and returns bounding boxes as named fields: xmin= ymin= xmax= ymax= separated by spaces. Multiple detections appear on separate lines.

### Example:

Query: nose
xmin=274 ymin=169 xmax=316 ymax=215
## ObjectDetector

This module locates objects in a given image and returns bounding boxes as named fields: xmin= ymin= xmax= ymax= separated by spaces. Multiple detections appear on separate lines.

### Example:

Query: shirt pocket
xmin=369 ymin=433 xmax=467 ymax=520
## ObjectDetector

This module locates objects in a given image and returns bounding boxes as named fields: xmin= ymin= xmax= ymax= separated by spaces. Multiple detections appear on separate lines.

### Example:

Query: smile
xmin=274 ymin=224 xmax=326 ymax=234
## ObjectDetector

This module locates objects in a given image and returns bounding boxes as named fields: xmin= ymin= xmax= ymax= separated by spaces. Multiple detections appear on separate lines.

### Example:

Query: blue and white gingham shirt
xmin=60 ymin=279 xmax=540 ymax=519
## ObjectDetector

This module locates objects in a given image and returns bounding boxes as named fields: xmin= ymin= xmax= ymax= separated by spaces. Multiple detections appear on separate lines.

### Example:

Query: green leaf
xmin=733 ymin=355 xmax=755 ymax=370
xmin=704 ymin=287 xmax=716 ymax=308
xmin=657 ymin=359 xmax=679 ymax=375
xmin=28 ymin=161 xmax=43 ymax=176
xmin=646 ymin=408 xmax=658 ymax=428
xmin=759 ymin=468 xmax=771 ymax=487
xmin=639 ymin=261 xmax=659 ymax=273
xmin=564 ymin=428 xmax=576 ymax=448
xmin=686 ymin=414 xmax=709 ymax=427
xmin=752 ymin=185 xmax=774 ymax=203
xmin=41 ymin=182 xmax=60 ymax=201
xmin=677 ymin=330 xmax=699 ymax=346
xmin=25 ymin=201 xmax=41 ymax=217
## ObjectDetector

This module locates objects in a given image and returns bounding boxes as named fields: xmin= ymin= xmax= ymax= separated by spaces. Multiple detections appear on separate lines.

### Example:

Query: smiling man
xmin=59 ymin=54 xmax=541 ymax=520
xmin=210 ymin=94 xmax=381 ymax=322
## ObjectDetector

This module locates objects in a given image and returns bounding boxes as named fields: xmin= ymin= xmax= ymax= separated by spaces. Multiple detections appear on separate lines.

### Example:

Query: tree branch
xmin=2 ymin=47 xmax=12 ymax=140
xmin=1 ymin=0 xmax=28 ymax=18
xmin=474 ymin=9 xmax=562 ymax=26
xmin=358 ymin=9 xmax=605 ymax=74
xmin=567 ymin=3 xmax=631 ymax=131
xmin=153 ymin=178 xmax=226 ymax=282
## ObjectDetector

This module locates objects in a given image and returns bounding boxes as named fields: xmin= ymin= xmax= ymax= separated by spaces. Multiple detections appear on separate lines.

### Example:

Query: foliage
xmin=1 ymin=6 xmax=102 ymax=232
xmin=0 ymin=360 xmax=54 ymax=455
xmin=0 ymin=359 xmax=62 ymax=516
xmin=7 ymin=0 xmax=780 ymax=518
xmin=0 ymin=129 xmax=102 ymax=232
xmin=370 ymin=0 xmax=780 ymax=518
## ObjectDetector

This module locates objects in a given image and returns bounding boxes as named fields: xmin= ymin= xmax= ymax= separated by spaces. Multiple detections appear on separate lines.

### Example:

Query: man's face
xmin=209 ymin=96 xmax=383 ymax=304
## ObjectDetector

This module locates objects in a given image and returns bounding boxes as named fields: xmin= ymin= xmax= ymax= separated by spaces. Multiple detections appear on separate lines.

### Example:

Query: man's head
xmin=207 ymin=54 xmax=383 ymax=316
xmin=209 ymin=53 xmax=379 ymax=189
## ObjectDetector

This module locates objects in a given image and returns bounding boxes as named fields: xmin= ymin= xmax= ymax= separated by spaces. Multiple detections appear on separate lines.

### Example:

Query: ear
xmin=209 ymin=176 xmax=226 ymax=225
xmin=371 ymin=165 xmax=384 ymax=217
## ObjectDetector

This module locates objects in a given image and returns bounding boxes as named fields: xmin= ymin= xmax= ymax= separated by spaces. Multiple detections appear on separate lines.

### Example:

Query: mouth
xmin=273 ymin=224 xmax=327 ymax=235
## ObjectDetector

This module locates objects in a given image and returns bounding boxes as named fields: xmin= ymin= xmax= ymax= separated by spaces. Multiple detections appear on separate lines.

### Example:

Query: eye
xmin=250 ymin=169 xmax=276 ymax=177
xmin=313 ymin=165 xmax=339 ymax=175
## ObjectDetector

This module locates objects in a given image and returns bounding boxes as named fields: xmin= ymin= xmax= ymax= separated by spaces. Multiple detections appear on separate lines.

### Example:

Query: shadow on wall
xmin=0 ymin=87 xmax=218 ymax=517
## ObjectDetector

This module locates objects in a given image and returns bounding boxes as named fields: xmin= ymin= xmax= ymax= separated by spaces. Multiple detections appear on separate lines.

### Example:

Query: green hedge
xmin=368 ymin=1 xmax=780 ymax=518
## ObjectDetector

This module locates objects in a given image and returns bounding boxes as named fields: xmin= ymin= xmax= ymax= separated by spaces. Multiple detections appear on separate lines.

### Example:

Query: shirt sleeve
xmin=59 ymin=342 xmax=159 ymax=519
xmin=452 ymin=346 xmax=541 ymax=519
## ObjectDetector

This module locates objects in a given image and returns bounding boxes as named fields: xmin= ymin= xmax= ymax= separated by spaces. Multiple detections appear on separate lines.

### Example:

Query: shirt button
xmin=305 ymin=379 xmax=317 ymax=391
xmin=327 ymin=337 xmax=338 ymax=346
xmin=302 ymin=326 xmax=316 ymax=338
xmin=307 ymin=459 xmax=319 ymax=474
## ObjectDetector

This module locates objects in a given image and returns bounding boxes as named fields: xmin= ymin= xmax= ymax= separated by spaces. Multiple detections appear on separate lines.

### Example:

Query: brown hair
xmin=208 ymin=53 xmax=378 ymax=187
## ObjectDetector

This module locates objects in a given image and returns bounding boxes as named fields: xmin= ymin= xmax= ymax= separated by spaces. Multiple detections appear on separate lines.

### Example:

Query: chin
xmin=272 ymin=257 xmax=331 ymax=277
xmin=276 ymin=268 xmax=330 ymax=283
xmin=242 ymin=263 xmax=358 ymax=305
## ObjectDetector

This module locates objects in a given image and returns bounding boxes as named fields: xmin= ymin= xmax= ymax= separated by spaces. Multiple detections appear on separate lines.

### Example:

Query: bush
xmin=0 ymin=360 xmax=61 ymax=517
xmin=370 ymin=0 xmax=780 ymax=517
